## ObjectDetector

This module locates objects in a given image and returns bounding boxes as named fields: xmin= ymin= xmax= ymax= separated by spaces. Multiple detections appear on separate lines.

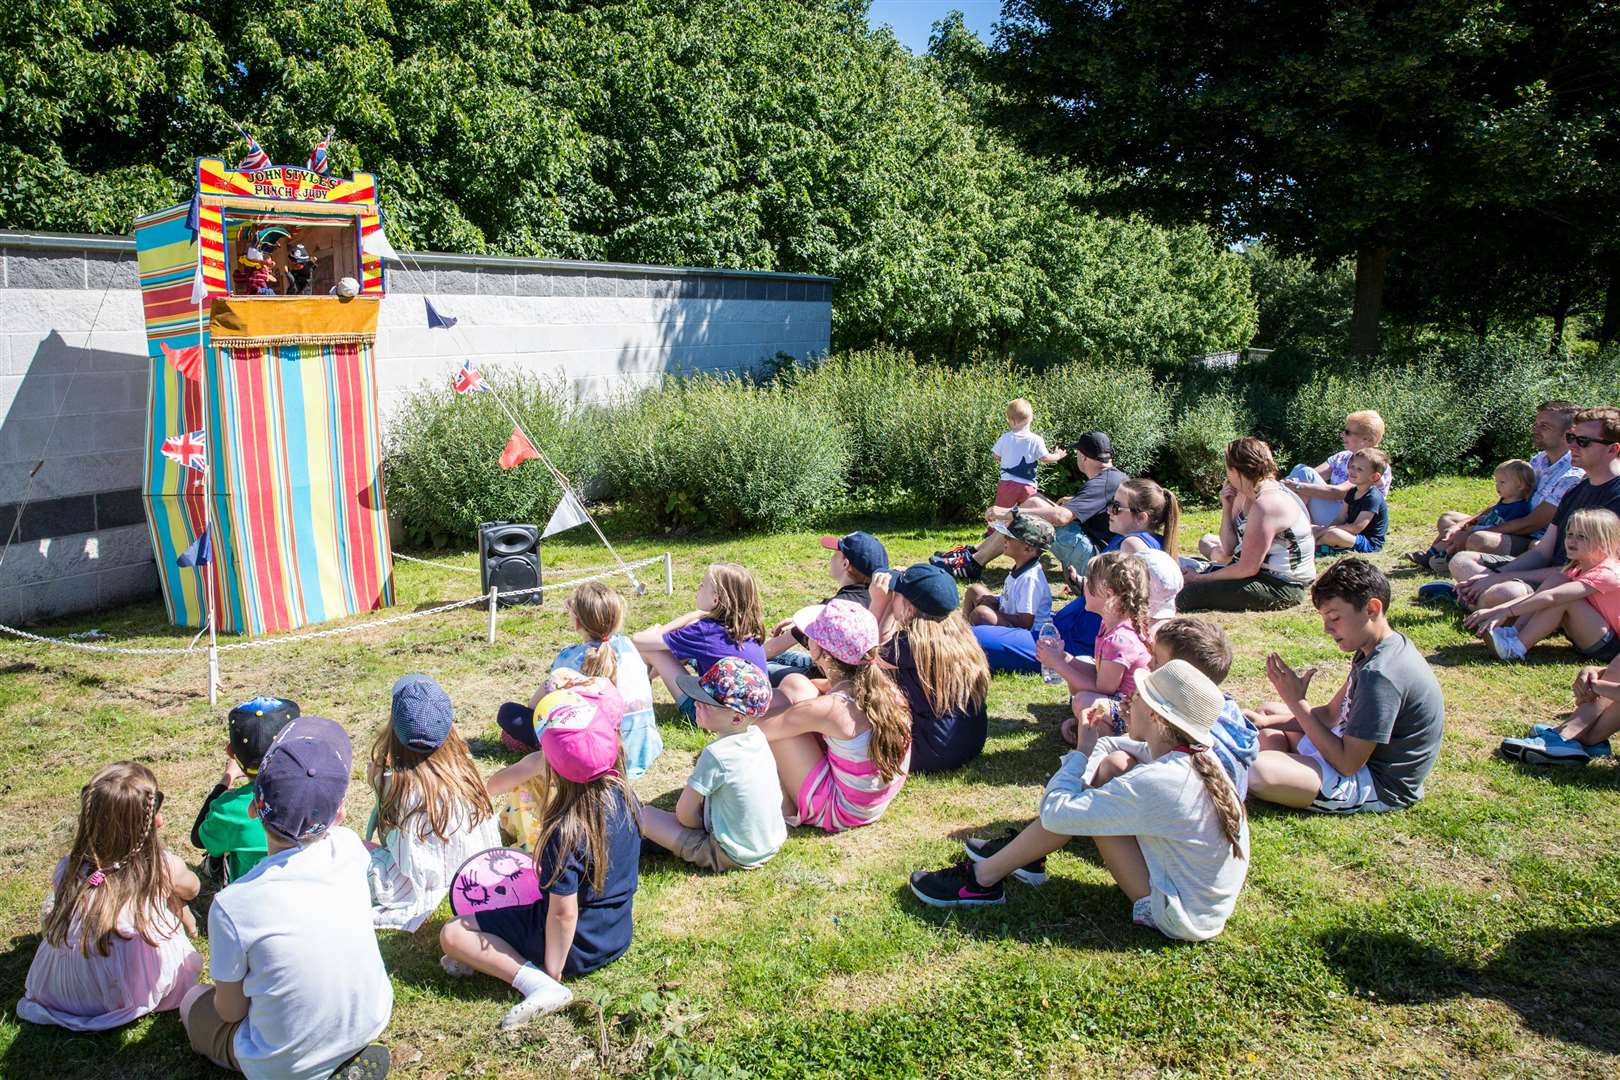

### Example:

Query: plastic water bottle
xmin=1038 ymin=622 xmax=1064 ymax=685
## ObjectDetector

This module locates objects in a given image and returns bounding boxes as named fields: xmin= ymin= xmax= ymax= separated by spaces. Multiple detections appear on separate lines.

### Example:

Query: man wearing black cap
xmin=932 ymin=430 xmax=1128 ymax=585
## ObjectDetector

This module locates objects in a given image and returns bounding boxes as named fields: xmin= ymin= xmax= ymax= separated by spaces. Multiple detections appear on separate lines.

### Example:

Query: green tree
xmin=985 ymin=0 xmax=1620 ymax=356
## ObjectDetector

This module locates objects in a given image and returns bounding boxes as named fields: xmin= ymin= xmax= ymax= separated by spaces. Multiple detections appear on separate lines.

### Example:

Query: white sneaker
xmin=499 ymin=980 xmax=573 ymax=1030
xmin=1489 ymin=626 xmax=1528 ymax=661
xmin=439 ymin=954 xmax=475 ymax=978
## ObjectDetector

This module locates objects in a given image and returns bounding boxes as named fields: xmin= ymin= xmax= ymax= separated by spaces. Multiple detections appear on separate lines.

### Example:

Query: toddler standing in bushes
xmin=498 ymin=581 xmax=663 ymax=778
xmin=1285 ymin=409 xmax=1392 ymax=527
xmin=992 ymin=398 xmax=1067 ymax=508
xmin=633 ymin=563 xmax=767 ymax=720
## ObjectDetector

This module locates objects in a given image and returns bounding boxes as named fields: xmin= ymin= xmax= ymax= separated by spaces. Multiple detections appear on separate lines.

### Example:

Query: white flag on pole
xmin=361 ymin=226 xmax=400 ymax=261
xmin=543 ymin=490 xmax=590 ymax=538
xmin=189 ymin=259 xmax=207 ymax=305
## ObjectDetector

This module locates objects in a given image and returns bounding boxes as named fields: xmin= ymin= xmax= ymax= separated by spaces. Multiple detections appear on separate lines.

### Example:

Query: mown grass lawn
xmin=1 ymin=476 xmax=1617 ymax=1079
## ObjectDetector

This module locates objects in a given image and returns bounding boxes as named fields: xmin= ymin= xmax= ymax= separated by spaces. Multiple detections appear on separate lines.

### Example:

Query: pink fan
xmin=449 ymin=847 xmax=542 ymax=917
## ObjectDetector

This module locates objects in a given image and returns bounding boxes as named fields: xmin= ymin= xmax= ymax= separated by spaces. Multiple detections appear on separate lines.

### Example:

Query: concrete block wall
xmin=0 ymin=231 xmax=834 ymax=625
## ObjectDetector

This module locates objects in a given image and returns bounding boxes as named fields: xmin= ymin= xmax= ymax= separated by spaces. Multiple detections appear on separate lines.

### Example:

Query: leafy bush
xmin=1161 ymin=392 xmax=1249 ymax=500
xmin=1287 ymin=368 xmax=1481 ymax=480
xmin=1030 ymin=361 xmax=1170 ymax=479
xmin=601 ymin=376 xmax=851 ymax=532
xmin=384 ymin=369 xmax=591 ymax=548
xmin=786 ymin=347 xmax=929 ymax=489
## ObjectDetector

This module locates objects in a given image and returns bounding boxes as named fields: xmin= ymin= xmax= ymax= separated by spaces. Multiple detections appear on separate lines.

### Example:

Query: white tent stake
xmin=486 ymin=586 xmax=499 ymax=644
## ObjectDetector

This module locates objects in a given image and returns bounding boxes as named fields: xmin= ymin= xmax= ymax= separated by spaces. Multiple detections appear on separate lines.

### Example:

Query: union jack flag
xmin=236 ymin=126 xmax=270 ymax=172
xmin=306 ymin=127 xmax=334 ymax=175
xmin=452 ymin=360 xmax=489 ymax=394
xmin=161 ymin=430 xmax=207 ymax=473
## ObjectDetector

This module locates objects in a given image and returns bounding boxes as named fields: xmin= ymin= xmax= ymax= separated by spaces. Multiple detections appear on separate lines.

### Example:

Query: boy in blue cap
xmin=763 ymin=530 xmax=889 ymax=685
xmin=181 ymin=716 xmax=394 ymax=1079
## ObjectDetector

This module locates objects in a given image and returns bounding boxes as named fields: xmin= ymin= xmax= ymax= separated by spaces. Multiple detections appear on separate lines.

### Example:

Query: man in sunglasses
xmin=1444 ymin=407 xmax=1620 ymax=616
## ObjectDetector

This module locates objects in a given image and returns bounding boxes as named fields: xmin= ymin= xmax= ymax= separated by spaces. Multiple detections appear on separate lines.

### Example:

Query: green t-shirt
xmin=196 ymin=782 xmax=270 ymax=880
xmin=687 ymin=727 xmax=786 ymax=868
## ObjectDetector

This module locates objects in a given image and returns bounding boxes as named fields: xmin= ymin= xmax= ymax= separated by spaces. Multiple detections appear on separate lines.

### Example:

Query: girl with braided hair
xmin=19 ymin=761 xmax=203 ymax=1030
xmin=909 ymin=660 xmax=1250 ymax=941
xmin=1037 ymin=552 xmax=1154 ymax=742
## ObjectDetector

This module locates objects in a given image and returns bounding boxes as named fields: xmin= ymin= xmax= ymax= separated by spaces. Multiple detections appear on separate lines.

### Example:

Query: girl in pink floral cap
xmin=757 ymin=600 xmax=912 ymax=832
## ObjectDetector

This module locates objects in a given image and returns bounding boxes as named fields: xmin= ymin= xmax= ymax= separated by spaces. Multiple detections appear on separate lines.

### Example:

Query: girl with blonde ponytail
xmin=497 ymin=581 xmax=663 ymax=778
xmin=758 ymin=600 xmax=912 ymax=832
xmin=909 ymin=660 xmax=1249 ymax=942
xmin=20 ymin=762 xmax=204 ymax=1030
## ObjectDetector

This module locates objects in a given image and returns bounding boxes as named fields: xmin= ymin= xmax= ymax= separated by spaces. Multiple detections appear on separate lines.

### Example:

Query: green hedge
xmin=383 ymin=369 xmax=591 ymax=548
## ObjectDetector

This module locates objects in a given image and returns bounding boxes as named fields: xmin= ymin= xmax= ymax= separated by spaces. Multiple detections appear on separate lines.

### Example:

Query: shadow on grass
xmin=892 ymin=877 xmax=1168 ymax=954
xmin=1319 ymin=922 xmax=1620 ymax=1054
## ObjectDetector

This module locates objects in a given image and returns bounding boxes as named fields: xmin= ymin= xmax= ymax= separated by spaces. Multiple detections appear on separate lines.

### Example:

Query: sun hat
xmin=254 ymin=716 xmax=353 ymax=842
xmin=819 ymin=532 xmax=890 ymax=578
xmin=537 ymin=677 xmax=624 ymax=784
xmin=990 ymin=513 xmax=1055 ymax=551
xmin=887 ymin=564 xmax=958 ymax=619
xmin=1072 ymin=431 xmax=1114 ymax=462
xmin=790 ymin=599 xmax=880 ymax=665
xmin=676 ymin=657 xmax=772 ymax=718
xmin=391 ymin=673 xmax=454 ymax=752
xmin=1134 ymin=660 xmax=1224 ymax=747
xmin=228 ymin=696 xmax=300 ymax=773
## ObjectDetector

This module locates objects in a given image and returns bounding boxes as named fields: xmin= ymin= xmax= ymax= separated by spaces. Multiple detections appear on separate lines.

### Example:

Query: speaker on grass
xmin=479 ymin=521 xmax=541 ymax=605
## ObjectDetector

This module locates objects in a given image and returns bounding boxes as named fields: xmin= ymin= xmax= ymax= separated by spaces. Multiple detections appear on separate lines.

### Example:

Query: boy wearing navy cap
xmin=763 ymin=530 xmax=890 ymax=685
xmin=181 ymin=716 xmax=394 ymax=1079
xmin=191 ymin=696 xmax=299 ymax=886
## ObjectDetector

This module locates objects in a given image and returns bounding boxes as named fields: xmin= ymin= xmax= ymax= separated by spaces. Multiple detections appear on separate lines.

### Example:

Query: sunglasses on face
xmin=1107 ymin=499 xmax=1135 ymax=514
xmin=1341 ymin=428 xmax=1357 ymax=437
xmin=1565 ymin=432 xmax=1617 ymax=449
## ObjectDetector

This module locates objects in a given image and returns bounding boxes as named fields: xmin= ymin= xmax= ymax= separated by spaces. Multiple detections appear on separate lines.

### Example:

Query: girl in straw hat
xmin=908 ymin=659 xmax=1249 ymax=941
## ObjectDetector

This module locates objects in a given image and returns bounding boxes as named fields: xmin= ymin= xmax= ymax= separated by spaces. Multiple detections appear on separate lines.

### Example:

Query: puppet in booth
xmin=233 ymin=245 xmax=276 ymax=295
xmin=285 ymin=243 xmax=316 ymax=295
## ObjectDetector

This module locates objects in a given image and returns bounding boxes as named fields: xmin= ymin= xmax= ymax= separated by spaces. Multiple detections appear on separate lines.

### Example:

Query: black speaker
xmin=479 ymin=521 xmax=542 ymax=605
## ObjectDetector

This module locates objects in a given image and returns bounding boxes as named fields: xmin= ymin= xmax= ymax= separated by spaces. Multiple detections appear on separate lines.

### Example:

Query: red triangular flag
xmin=159 ymin=341 xmax=203 ymax=381
xmin=498 ymin=426 xmax=540 ymax=470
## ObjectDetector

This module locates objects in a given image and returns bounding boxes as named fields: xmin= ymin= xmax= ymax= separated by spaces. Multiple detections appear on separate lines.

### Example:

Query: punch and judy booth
xmin=133 ymin=158 xmax=395 ymax=635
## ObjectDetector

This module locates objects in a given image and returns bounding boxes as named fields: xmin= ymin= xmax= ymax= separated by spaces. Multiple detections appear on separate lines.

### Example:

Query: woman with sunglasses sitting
xmin=1452 ymin=408 xmax=1620 ymax=616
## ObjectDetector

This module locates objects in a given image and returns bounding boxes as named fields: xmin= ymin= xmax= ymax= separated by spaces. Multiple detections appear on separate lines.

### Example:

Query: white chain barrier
xmin=0 ymin=554 xmax=675 ymax=699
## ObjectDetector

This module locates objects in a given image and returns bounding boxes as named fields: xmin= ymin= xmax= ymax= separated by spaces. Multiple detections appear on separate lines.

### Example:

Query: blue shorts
xmin=1352 ymin=534 xmax=1377 ymax=553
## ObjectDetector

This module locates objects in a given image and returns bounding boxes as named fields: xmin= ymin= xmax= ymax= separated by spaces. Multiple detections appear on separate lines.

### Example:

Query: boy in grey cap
xmin=181 ymin=716 xmax=394 ymax=1079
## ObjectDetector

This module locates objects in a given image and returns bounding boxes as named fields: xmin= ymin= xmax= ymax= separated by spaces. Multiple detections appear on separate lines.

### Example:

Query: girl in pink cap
xmin=758 ymin=600 xmax=913 ymax=832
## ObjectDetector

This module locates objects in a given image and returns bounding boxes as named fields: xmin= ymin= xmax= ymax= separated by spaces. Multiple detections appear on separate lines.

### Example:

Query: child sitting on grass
xmin=641 ymin=657 xmax=786 ymax=871
xmin=366 ymin=674 xmax=501 ymax=931
xmin=633 ymin=562 xmax=766 ymax=721
xmin=1313 ymin=448 xmax=1390 ymax=554
xmin=1499 ymin=658 xmax=1620 ymax=766
xmin=1465 ymin=507 xmax=1620 ymax=662
xmin=965 ymin=514 xmax=1056 ymax=673
xmin=20 ymin=762 xmax=202 ymax=1032
xmin=191 ymin=696 xmax=298 ymax=887
xmin=1407 ymin=458 xmax=1536 ymax=573
xmin=1285 ymin=409 xmax=1392 ymax=526
xmin=908 ymin=660 xmax=1249 ymax=941
xmin=1038 ymin=552 xmax=1153 ymax=737
xmin=992 ymin=397 xmax=1067 ymax=508
xmin=763 ymin=531 xmax=887 ymax=685
xmin=442 ymin=678 xmax=641 ymax=1030
xmin=181 ymin=717 xmax=393 ymax=1078
xmin=498 ymin=581 xmax=662 ymax=778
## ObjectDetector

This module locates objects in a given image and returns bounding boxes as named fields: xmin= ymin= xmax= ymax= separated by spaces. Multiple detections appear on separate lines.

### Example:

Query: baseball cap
xmin=1135 ymin=660 xmax=1225 ymax=747
xmin=1071 ymin=431 xmax=1114 ymax=462
xmin=989 ymin=513 xmax=1055 ymax=551
xmin=254 ymin=716 xmax=353 ymax=842
xmin=538 ymin=678 xmax=624 ymax=784
xmin=391 ymin=673 xmax=454 ymax=752
xmin=790 ymin=599 xmax=880 ymax=665
xmin=819 ymin=532 xmax=890 ymax=578
xmin=887 ymin=564 xmax=958 ymax=619
xmin=676 ymin=657 xmax=772 ymax=718
xmin=228 ymin=696 xmax=300 ymax=773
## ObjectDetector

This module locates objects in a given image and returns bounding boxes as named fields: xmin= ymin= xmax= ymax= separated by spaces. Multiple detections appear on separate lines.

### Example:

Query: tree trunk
xmin=1350 ymin=245 xmax=1391 ymax=358
xmin=1550 ymin=279 xmax=1573 ymax=355
xmin=1601 ymin=256 xmax=1620 ymax=347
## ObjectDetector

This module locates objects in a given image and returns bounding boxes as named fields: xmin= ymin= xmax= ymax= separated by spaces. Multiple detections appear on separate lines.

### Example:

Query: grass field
xmin=1 ymin=476 xmax=1617 ymax=1079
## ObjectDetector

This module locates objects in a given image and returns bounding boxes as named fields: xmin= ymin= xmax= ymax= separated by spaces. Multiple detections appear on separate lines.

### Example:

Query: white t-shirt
xmin=1040 ymin=738 xmax=1249 ymax=941
xmin=209 ymin=827 xmax=393 ymax=1080
xmin=688 ymin=726 xmax=787 ymax=867
xmin=1000 ymin=558 xmax=1053 ymax=635
xmin=368 ymin=790 xmax=501 ymax=932
xmin=992 ymin=429 xmax=1049 ymax=485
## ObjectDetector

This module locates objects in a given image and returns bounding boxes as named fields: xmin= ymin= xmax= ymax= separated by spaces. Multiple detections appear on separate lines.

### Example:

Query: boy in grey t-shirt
xmin=1244 ymin=559 xmax=1445 ymax=813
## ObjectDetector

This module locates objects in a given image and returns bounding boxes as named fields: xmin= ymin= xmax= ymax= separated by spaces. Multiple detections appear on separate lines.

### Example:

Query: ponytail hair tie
xmin=85 ymin=868 xmax=105 ymax=888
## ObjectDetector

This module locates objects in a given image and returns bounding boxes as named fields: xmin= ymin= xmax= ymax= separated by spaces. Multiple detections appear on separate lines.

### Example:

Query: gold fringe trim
xmin=213 ymin=332 xmax=376 ymax=348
